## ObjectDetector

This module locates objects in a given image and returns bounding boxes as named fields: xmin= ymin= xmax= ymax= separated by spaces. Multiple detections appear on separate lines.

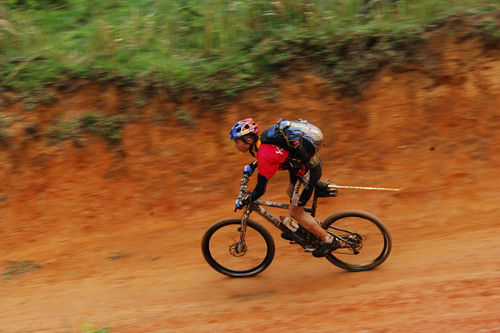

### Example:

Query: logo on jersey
xmin=275 ymin=147 xmax=284 ymax=155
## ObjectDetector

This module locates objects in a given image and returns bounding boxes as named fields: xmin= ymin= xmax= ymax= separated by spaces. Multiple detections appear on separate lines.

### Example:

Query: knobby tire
xmin=201 ymin=218 xmax=275 ymax=277
xmin=323 ymin=209 xmax=392 ymax=271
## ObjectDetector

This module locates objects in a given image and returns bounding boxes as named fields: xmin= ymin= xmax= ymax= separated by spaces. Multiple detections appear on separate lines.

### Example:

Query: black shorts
xmin=289 ymin=156 xmax=322 ymax=207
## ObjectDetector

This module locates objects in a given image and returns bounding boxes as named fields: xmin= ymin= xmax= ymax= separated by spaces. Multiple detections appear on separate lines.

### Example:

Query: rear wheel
xmin=323 ymin=210 xmax=391 ymax=271
xmin=201 ymin=218 xmax=275 ymax=277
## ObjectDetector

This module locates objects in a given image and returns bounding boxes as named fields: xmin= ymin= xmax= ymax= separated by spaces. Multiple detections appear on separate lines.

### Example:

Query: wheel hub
xmin=229 ymin=241 xmax=247 ymax=257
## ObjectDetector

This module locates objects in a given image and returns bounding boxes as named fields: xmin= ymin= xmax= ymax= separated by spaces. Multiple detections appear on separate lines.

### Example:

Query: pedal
xmin=304 ymin=247 xmax=315 ymax=253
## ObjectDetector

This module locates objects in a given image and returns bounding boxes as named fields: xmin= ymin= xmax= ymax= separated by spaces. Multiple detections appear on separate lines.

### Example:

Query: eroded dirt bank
xmin=0 ymin=30 xmax=499 ymax=332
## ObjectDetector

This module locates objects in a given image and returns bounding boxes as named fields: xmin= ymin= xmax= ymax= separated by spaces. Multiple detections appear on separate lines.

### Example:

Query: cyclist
xmin=230 ymin=118 xmax=338 ymax=257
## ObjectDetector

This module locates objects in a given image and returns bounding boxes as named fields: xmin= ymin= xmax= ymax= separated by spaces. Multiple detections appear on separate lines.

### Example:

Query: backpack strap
xmin=249 ymin=136 xmax=261 ymax=157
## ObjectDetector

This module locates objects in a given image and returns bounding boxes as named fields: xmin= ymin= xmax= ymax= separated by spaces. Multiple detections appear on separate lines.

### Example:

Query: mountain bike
xmin=201 ymin=176 xmax=392 ymax=277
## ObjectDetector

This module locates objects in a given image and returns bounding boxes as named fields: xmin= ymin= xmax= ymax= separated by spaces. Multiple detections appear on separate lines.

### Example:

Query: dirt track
xmin=1 ymin=31 xmax=499 ymax=332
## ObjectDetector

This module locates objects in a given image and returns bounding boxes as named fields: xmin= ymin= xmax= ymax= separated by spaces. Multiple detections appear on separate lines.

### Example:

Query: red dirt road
xmin=1 ymin=32 xmax=499 ymax=332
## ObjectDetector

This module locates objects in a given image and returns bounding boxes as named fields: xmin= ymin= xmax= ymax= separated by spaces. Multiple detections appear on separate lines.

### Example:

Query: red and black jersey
xmin=256 ymin=143 xmax=289 ymax=179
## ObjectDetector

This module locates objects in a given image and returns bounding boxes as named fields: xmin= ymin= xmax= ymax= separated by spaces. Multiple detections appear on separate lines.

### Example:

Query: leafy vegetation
xmin=476 ymin=16 xmax=500 ymax=48
xmin=45 ymin=121 xmax=80 ymax=145
xmin=44 ymin=112 xmax=126 ymax=146
xmin=0 ymin=0 xmax=498 ymax=100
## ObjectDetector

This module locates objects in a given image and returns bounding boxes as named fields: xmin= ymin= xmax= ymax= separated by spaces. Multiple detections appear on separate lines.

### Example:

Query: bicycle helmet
xmin=229 ymin=118 xmax=259 ymax=140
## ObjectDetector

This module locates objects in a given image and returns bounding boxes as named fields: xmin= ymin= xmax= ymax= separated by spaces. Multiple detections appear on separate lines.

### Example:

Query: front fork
xmin=234 ymin=206 xmax=251 ymax=254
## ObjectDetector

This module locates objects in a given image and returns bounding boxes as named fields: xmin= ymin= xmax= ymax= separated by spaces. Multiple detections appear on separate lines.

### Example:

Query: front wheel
xmin=201 ymin=218 xmax=275 ymax=277
xmin=323 ymin=210 xmax=392 ymax=271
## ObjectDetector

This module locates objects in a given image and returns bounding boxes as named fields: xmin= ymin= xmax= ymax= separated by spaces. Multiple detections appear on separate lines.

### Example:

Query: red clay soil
xmin=1 ymin=30 xmax=499 ymax=332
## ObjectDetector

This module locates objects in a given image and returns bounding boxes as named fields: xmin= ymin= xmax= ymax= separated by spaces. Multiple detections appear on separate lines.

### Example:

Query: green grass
xmin=0 ymin=0 xmax=498 ymax=100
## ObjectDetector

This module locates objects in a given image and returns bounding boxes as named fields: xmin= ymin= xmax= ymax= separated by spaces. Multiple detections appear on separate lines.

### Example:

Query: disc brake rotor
xmin=229 ymin=241 xmax=247 ymax=257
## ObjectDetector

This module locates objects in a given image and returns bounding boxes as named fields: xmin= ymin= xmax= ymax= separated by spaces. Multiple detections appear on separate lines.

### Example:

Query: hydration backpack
xmin=260 ymin=119 xmax=324 ymax=162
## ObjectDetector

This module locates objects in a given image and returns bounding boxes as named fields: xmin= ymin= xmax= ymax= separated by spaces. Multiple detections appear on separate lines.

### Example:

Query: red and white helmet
xmin=229 ymin=118 xmax=259 ymax=140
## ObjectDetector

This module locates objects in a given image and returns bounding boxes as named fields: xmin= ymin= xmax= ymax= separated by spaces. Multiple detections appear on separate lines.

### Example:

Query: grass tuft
xmin=0 ymin=119 xmax=13 ymax=146
xmin=476 ymin=16 xmax=500 ymax=48
xmin=43 ymin=112 xmax=126 ymax=146
xmin=81 ymin=323 xmax=110 ymax=333
xmin=3 ymin=260 xmax=42 ymax=278
xmin=107 ymin=252 xmax=128 ymax=261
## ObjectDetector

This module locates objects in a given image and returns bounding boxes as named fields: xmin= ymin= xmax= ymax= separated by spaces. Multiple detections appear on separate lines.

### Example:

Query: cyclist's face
xmin=234 ymin=138 xmax=251 ymax=153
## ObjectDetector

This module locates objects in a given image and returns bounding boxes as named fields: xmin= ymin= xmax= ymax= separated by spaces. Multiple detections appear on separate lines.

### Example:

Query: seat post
xmin=311 ymin=191 xmax=319 ymax=217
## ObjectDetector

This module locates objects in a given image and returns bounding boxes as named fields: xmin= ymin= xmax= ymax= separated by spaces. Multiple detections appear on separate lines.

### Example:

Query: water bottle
xmin=280 ymin=216 xmax=299 ymax=232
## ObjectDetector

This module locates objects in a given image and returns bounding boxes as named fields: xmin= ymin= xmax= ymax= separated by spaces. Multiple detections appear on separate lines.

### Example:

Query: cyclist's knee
xmin=288 ymin=204 xmax=304 ymax=220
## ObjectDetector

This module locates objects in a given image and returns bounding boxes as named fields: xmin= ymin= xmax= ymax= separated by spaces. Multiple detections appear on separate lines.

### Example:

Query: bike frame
xmin=233 ymin=176 xmax=371 ymax=255
xmin=236 ymin=176 xmax=318 ymax=239
xmin=244 ymin=200 xmax=315 ymax=226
